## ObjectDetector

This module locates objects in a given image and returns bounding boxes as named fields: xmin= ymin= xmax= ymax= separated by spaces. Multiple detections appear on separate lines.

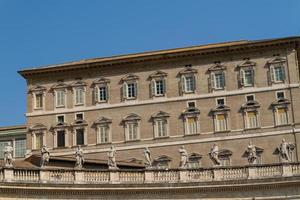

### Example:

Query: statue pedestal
xmin=74 ymin=170 xmax=84 ymax=183
xmin=39 ymin=169 xmax=50 ymax=183
xmin=282 ymin=163 xmax=293 ymax=177
xmin=179 ymin=170 xmax=188 ymax=182
xmin=109 ymin=171 xmax=119 ymax=183
xmin=3 ymin=168 xmax=14 ymax=182
xmin=248 ymin=166 xmax=257 ymax=179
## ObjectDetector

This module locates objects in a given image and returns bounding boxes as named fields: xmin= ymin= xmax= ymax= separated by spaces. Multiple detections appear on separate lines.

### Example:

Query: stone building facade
xmin=19 ymin=36 xmax=300 ymax=170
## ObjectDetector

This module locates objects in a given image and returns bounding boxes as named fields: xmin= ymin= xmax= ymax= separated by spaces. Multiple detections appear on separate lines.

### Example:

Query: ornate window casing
xmin=51 ymin=82 xmax=69 ymax=109
xmin=267 ymin=57 xmax=286 ymax=84
xmin=208 ymin=62 xmax=226 ymax=92
xmin=187 ymin=153 xmax=202 ymax=169
xmin=211 ymin=104 xmax=230 ymax=133
xmin=237 ymin=59 xmax=256 ymax=88
xmin=271 ymin=98 xmax=290 ymax=126
xmin=71 ymin=118 xmax=88 ymax=146
xmin=241 ymin=100 xmax=261 ymax=130
xmin=70 ymin=80 xmax=87 ymax=107
xmin=122 ymin=113 xmax=141 ymax=141
xmin=94 ymin=117 xmax=112 ymax=144
xmin=182 ymin=107 xmax=200 ymax=135
xmin=149 ymin=71 xmax=167 ymax=98
xmin=93 ymin=77 xmax=110 ymax=104
xmin=153 ymin=155 xmax=172 ymax=170
xmin=179 ymin=65 xmax=197 ymax=95
xmin=218 ymin=149 xmax=232 ymax=166
xmin=121 ymin=74 xmax=139 ymax=101
xmin=151 ymin=111 xmax=170 ymax=138
xmin=51 ymin=117 xmax=69 ymax=148
xmin=29 ymin=85 xmax=47 ymax=111
xmin=29 ymin=124 xmax=47 ymax=150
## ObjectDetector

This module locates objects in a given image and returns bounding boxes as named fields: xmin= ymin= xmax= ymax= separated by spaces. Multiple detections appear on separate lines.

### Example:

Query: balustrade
xmin=84 ymin=171 xmax=110 ymax=183
xmin=13 ymin=169 xmax=39 ymax=181
xmin=187 ymin=169 xmax=213 ymax=181
xmin=0 ymin=168 xmax=3 ymax=181
xmin=48 ymin=170 xmax=75 ymax=182
xmin=256 ymin=165 xmax=282 ymax=177
xmin=220 ymin=167 xmax=248 ymax=180
xmin=153 ymin=170 xmax=179 ymax=182
xmin=291 ymin=163 xmax=300 ymax=175
xmin=119 ymin=171 xmax=144 ymax=183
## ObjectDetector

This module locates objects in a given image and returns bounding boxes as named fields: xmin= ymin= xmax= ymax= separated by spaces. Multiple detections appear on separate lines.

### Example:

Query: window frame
xmin=73 ymin=86 xmax=86 ymax=106
xmin=54 ymin=89 xmax=67 ymax=108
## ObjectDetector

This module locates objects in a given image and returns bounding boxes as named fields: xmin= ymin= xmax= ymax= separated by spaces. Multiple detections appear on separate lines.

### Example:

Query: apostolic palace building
xmin=1 ymin=36 xmax=300 ymax=199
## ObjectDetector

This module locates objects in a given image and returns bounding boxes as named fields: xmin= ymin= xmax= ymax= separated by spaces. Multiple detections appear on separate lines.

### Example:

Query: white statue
xmin=246 ymin=141 xmax=257 ymax=164
xmin=179 ymin=146 xmax=188 ymax=168
xmin=278 ymin=139 xmax=292 ymax=162
xmin=143 ymin=147 xmax=152 ymax=169
xmin=209 ymin=143 xmax=221 ymax=166
xmin=4 ymin=142 xmax=13 ymax=167
xmin=40 ymin=145 xmax=50 ymax=167
xmin=75 ymin=146 xmax=84 ymax=169
xmin=108 ymin=146 xmax=118 ymax=169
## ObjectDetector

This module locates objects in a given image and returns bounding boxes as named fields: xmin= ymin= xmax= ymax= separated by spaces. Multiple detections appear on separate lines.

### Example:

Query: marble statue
xmin=108 ymin=146 xmax=118 ymax=169
xmin=40 ymin=145 xmax=50 ymax=167
xmin=75 ymin=146 xmax=84 ymax=169
xmin=278 ymin=138 xmax=292 ymax=162
xmin=143 ymin=147 xmax=152 ymax=169
xmin=179 ymin=146 xmax=188 ymax=168
xmin=209 ymin=143 xmax=221 ymax=166
xmin=246 ymin=141 xmax=257 ymax=164
xmin=4 ymin=142 xmax=13 ymax=167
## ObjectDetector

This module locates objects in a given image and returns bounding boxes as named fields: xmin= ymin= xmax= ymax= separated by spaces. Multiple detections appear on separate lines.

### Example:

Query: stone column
xmin=3 ymin=168 xmax=14 ymax=182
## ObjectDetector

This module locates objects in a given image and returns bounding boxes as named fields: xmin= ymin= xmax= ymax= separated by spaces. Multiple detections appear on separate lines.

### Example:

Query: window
xmin=0 ymin=141 xmax=10 ymax=159
xmin=34 ymin=93 xmax=43 ymax=109
xmin=187 ymin=153 xmax=202 ymax=169
xmin=269 ymin=62 xmax=286 ymax=83
xmin=127 ymin=122 xmax=138 ymax=140
xmin=57 ymin=130 xmax=65 ymax=147
xmin=179 ymin=65 xmax=197 ymax=95
xmin=75 ymin=113 xmax=84 ymax=121
xmin=76 ymin=129 xmax=85 ymax=145
xmin=35 ymin=133 xmax=43 ymax=149
xmin=211 ymin=71 xmax=225 ymax=90
xmin=216 ymin=98 xmax=225 ymax=106
xmin=240 ymin=68 xmax=254 ymax=87
xmin=187 ymin=117 xmax=197 ymax=135
xmin=187 ymin=101 xmax=196 ymax=108
xmin=57 ymin=115 xmax=65 ymax=124
xmin=93 ymin=77 xmax=110 ymax=103
xmin=123 ymin=113 xmax=141 ymax=141
xmin=245 ymin=111 xmax=258 ymax=129
xmin=151 ymin=79 xmax=166 ymax=96
xmin=74 ymin=87 xmax=85 ymax=105
xmin=156 ymin=119 xmax=168 ymax=138
xmin=220 ymin=157 xmax=231 ymax=166
xmin=15 ymin=139 xmax=26 ymax=158
xmin=215 ymin=114 xmax=227 ymax=132
xmin=276 ymin=91 xmax=285 ymax=100
xmin=246 ymin=94 xmax=255 ymax=102
xmin=152 ymin=155 xmax=172 ymax=170
xmin=182 ymin=107 xmax=200 ymax=135
xmin=275 ymin=107 xmax=288 ymax=126
xmin=98 ymin=126 xmax=110 ymax=143
xmin=152 ymin=111 xmax=170 ymax=138
xmin=55 ymin=90 xmax=65 ymax=107
xmin=121 ymin=74 xmax=139 ymax=101
xmin=99 ymin=86 xmax=108 ymax=101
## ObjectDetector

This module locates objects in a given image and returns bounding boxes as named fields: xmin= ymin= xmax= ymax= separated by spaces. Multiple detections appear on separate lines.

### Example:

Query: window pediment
xmin=71 ymin=119 xmax=88 ymax=127
xmin=51 ymin=122 xmax=69 ymax=129
xmin=211 ymin=105 xmax=230 ymax=113
xmin=29 ymin=123 xmax=47 ymax=131
xmin=154 ymin=155 xmax=172 ymax=162
xmin=271 ymin=98 xmax=290 ymax=107
xmin=218 ymin=149 xmax=232 ymax=158
xmin=70 ymin=80 xmax=87 ymax=87
xmin=93 ymin=77 xmax=110 ymax=85
xmin=182 ymin=107 xmax=200 ymax=116
xmin=189 ymin=153 xmax=202 ymax=160
xmin=179 ymin=66 xmax=197 ymax=75
xmin=208 ymin=63 xmax=226 ymax=72
xmin=149 ymin=71 xmax=168 ymax=79
xmin=267 ymin=56 xmax=286 ymax=64
xmin=237 ymin=60 xmax=256 ymax=68
xmin=121 ymin=74 xmax=139 ymax=82
xmin=29 ymin=85 xmax=47 ymax=93
xmin=241 ymin=100 xmax=260 ymax=110
xmin=94 ymin=116 xmax=112 ymax=125
xmin=151 ymin=111 xmax=170 ymax=119
xmin=122 ymin=113 xmax=141 ymax=122
xmin=51 ymin=82 xmax=69 ymax=90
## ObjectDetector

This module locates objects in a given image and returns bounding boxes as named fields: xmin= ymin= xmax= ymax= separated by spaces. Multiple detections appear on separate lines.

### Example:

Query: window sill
xmin=74 ymin=103 xmax=85 ymax=107
xmin=214 ymin=130 xmax=231 ymax=134
xmin=53 ymin=146 xmax=69 ymax=150
xmin=96 ymin=142 xmax=112 ymax=145
xmin=55 ymin=105 xmax=66 ymax=109
xmin=275 ymin=124 xmax=291 ymax=128
xmin=72 ymin=144 xmax=87 ymax=148
xmin=244 ymin=127 xmax=261 ymax=131
xmin=154 ymin=136 xmax=170 ymax=140
xmin=184 ymin=133 xmax=200 ymax=137
xmin=33 ymin=108 xmax=44 ymax=111
xmin=125 ymin=139 xmax=140 ymax=143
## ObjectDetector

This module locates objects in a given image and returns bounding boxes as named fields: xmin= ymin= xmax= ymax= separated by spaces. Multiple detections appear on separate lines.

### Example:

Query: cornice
xmin=18 ymin=36 xmax=300 ymax=79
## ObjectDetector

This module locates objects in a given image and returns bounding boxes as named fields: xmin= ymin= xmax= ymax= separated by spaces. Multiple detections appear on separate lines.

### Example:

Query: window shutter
xmin=270 ymin=66 xmax=274 ymax=83
xmin=192 ymin=75 xmax=196 ymax=91
xmin=180 ymin=75 xmax=186 ymax=94
xmin=163 ymin=79 xmax=166 ymax=95
xmin=105 ymin=85 xmax=109 ymax=101
xmin=122 ymin=82 xmax=127 ymax=100
xmin=251 ymin=68 xmax=255 ymax=86
xmin=151 ymin=79 xmax=156 ymax=96
xmin=94 ymin=86 xmax=99 ymax=103
xmin=239 ymin=69 xmax=245 ymax=86
xmin=281 ymin=66 xmax=286 ymax=81
xmin=222 ymin=71 xmax=226 ymax=88
xmin=134 ymin=82 xmax=138 ymax=98
xmin=210 ymin=73 xmax=215 ymax=89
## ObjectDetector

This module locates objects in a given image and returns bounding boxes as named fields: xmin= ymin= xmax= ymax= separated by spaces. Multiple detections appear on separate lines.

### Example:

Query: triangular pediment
xmin=267 ymin=57 xmax=286 ymax=64
xmin=241 ymin=100 xmax=260 ymax=109
xmin=70 ymin=80 xmax=87 ymax=87
xmin=154 ymin=155 xmax=172 ymax=162
xmin=29 ymin=123 xmax=47 ymax=131
xmin=179 ymin=66 xmax=197 ymax=75
xmin=208 ymin=63 xmax=226 ymax=72
xmin=151 ymin=111 xmax=170 ymax=118
xmin=237 ymin=60 xmax=256 ymax=68
xmin=94 ymin=116 xmax=112 ymax=124
xmin=149 ymin=71 xmax=168 ymax=78
xmin=123 ymin=113 xmax=141 ymax=121
xmin=93 ymin=77 xmax=110 ymax=85
xmin=51 ymin=82 xmax=69 ymax=89
xmin=29 ymin=85 xmax=47 ymax=93
xmin=121 ymin=74 xmax=139 ymax=82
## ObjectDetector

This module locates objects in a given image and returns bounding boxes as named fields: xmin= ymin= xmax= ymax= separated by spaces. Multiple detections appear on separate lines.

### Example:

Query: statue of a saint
xmin=40 ymin=145 xmax=50 ymax=167
xmin=143 ymin=147 xmax=152 ymax=169
xmin=278 ymin=139 xmax=291 ymax=162
xmin=108 ymin=146 xmax=118 ymax=169
xmin=179 ymin=146 xmax=188 ymax=168
xmin=246 ymin=141 xmax=257 ymax=164
xmin=4 ymin=142 xmax=13 ymax=167
xmin=75 ymin=146 xmax=84 ymax=169
xmin=209 ymin=143 xmax=221 ymax=166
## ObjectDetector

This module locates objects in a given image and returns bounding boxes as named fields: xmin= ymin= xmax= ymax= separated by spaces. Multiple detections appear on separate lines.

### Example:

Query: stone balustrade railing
xmin=0 ymin=163 xmax=299 ymax=184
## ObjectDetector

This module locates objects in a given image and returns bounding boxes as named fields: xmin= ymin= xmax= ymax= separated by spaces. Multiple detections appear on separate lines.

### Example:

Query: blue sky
xmin=0 ymin=0 xmax=299 ymax=126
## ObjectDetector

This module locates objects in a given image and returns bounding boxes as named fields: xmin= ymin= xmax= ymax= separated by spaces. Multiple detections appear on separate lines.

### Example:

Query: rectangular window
xmin=216 ymin=98 xmax=225 ymax=106
xmin=56 ymin=90 xmax=65 ymax=107
xmin=127 ymin=83 xmax=136 ymax=98
xmin=155 ymin=80 xmax=164 ymax=95
xmin=57 ymin=115 xmax=65 ymax=123
xmin=276 ymin=108 xmax=288 ymax=125
xmin=15 ymin=139 xmax=26 ymax=158
xmin=0 ymin=140 xmax=10 ymax=159
xmin=214 ymin=73 xmax=225 ymax=89
xmin=243 ymin=69 xmax=253 ymax=86
xmin=187 ymin=101 xmax=196 ymax=108
xmin=35 ymin=133 xmax=43 ymax=149
xmin=127 ymin=123 xmax=138 ymax=140
xmin=99 ymin=86 xmax=108 ymax=101
xmin=276 ymin=91 xmax=285 ymax=99
xmin=185 ymin=76 xmax=195 ymax=92
xmin=35 ymin=93 xmax=43 ymax=109
xmin=246 ymin=111 xmax=258 ymax=129
xmin=246 ymin=94 xmax=255 ymax=102
xmin=75 ymin=87 xmax=84 ymax=105
xmin=76 ymin=129 xmax=84 ymax=145
xmin=57 ymin=130 xmax=65 ymax=147
xmin=99 ymin=126 xmax=109 ymax=143
xmin=75 ymin=113 xmax=83 ymax=121
xmin=272 ymin=64 xmax=285 ymax=82
xmin=215 ymin=114 xmax=227 ymax=132
xmin=156 ymin=120 xmax=167 ymax=137
xmin=187 ymin=117 xmax=197 ymax=135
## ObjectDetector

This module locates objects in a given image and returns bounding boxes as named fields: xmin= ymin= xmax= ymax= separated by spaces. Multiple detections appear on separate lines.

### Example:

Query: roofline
xmin=18 ymin=36 xmax=300 ymax=78
xmin=0 ymin=125 xmax=26 ymax=131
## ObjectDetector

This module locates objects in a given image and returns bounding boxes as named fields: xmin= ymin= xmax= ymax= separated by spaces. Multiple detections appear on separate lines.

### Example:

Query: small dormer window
xmin=75 ymin=113 xmax=84 ymax=121
xmin=246 ymin=94 xmax=255 ymax=102
xmin=268 ymin=57 xmax=286 ymax=84
xmin=216 ymin=98 xmax=225 ymax=106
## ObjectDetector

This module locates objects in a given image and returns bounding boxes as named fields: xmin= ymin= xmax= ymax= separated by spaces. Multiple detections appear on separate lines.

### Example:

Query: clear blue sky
xmin=0 ymin=0 xmax=299 ymax=126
